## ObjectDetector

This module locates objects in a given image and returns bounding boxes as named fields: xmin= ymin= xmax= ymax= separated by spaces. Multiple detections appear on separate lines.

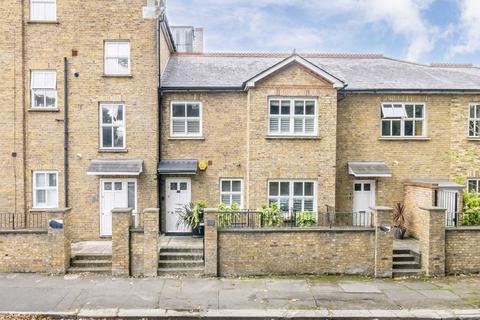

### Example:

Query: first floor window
xmin=170 ymin=102 xmax=202 ymax=137
xmin=220 ymin=179 xmax=243 ymax=207
xmin=468 ymin=179 xmax=480 ymax=193
xmin=268 ymin=98 xmax=316 ymax=136
xmin=30 ymin=0 xmax=56 ymax=21
xmin=104 ymin=41 xmax=131 ymax=75
xmin=100 ymin=103 xmax=125 ymax=149
xmin=469 ymin=104 xmax=480 ymax=137
xmin=31 ymin=70 xmax=57 ymax=108
xmin=381 ymin=103 xmax=425 ymax=137
xmin=33 ymin=171 xmax=58 ymax=208
xmin=268 ymin=180 xmax=315 ymax=213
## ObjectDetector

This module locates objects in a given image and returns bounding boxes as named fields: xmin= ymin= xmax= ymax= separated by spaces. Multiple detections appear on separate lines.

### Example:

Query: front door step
xmin=392 ymin=249 xmax=422 ymax=278
xmin=68 ymin=254 xmax=112 ymax=274
xmin=158 ymin=247 xmax=204 ymax=276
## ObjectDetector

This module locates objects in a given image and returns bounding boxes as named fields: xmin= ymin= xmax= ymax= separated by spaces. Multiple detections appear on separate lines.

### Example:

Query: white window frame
xmin=170 ymin=101 xmax=203 ymax=137
xmin=380 ymin=102 xmax=426 ymax=137
xmin=468 ymin=103 xmax=480 ymax=138
xmin=104 ymin=41 xmax=131 ymax=75
xmin=99 ymin=102 xmax=126 ymax=150
xmin=468 ymin=179 xmax=480 ymax=193
xmin=219 ymin=179 xmax=243 ymax=208
xmin=268 ymin=97 xmax=317 ymax=136
xmin=30 ymin=0 xmax=56 ymax=21
xmin=267 ymin=180 xmax=316 ymax=213
xmin=32 ymin=171 xmax=59 ymax=209
xmin=31 ymin=70 xmax=57 ymax=109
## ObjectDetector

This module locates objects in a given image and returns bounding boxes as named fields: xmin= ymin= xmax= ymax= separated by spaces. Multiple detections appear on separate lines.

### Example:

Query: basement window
xmin=31 ymin=71 xmax=57 ymax=109
xmin=381 ymin=103 xmax=426 ymax=137
xmin=30 ymin=0 xmax=56 ymax=21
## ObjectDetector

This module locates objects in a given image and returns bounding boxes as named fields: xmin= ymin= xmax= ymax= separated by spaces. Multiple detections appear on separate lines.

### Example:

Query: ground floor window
xmin=268 ymin=180 xmax=315 ymax=212
xmin=468 ymin=179 xmax=480 ymax=193
xmin=220 ymin=179 xmax=243 ymax=207
xmin=33 ymin=171 xmax=58 ymax=208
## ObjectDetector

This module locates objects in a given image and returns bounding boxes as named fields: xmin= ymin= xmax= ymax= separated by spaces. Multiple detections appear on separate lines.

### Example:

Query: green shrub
xmin=177 ymin=200 xmax=207 ymax=229
xmin=462 ymin=191 xmax=480 ymax=225
xmin=258 ymin=203 xmax=282 ymax=227
xmin=296 ymin=211 xmax=316 ymax=227
xmin=218 ymin=202 xmax=240 ymax=228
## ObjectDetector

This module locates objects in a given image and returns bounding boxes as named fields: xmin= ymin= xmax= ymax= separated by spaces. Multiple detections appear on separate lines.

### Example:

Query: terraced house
xmin=2 ymin=0 xmax=480 ymax=277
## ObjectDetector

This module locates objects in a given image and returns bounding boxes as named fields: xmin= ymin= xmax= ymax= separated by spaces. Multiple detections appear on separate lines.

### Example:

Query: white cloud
xmin=450 ymin=0 xmax=480 ymax=56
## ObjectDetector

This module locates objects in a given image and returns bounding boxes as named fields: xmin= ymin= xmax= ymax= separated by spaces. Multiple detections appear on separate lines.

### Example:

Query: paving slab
xmin=418 ymin=289 xmax=461 ymax=300
xmin=338 ymin=281 xmax=382 ymax=293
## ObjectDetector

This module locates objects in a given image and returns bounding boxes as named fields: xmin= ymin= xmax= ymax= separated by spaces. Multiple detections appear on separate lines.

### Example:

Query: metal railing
xmin=0 ymin=212 xmax=48 ymax=230
xmin=325 ymin=205 xmax=373 ymax=228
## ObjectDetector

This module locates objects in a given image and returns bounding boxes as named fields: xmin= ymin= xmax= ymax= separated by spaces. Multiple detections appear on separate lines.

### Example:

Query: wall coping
xmin=419 ymin=206 xmax=446 ymax=211
xmin=219 ymin=227 xmax=375 ymax=233
xmin=111 ymin=208 xmax=133 ymax=214
xmin=143 ymin=208 xmax=159 ymax=214
xmin=446 ymin=226 xmax=480 ymax=231
xmin=0 ymin=229 xmax=48 ymax=234
xmin=29 ymin=208 xmax=71 ymax=213
xmin=404 ymin=181 xmax=439 ymax=189
xmin=371 ymin=206 xmax=393 ymax=211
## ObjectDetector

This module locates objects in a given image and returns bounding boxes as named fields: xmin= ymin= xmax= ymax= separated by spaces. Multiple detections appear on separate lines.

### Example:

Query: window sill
xmin=28 ymin=108 xmax=60 ymax=112
xmin=29 ymin=208 xmax=58 ymax=212
xmin=379 ymin=137 xmax=431 ymax=141
xmin=266 ymin=135 xmax=321 ymax=140
xmin=168 ymin=136 xmax=205 ymax=141
xmin=467 ymin=137 xmax=480 ymax=141
xmin=102 ymin=74 xmax=133 ymax=78
xmin=98 ymin=149 xmax=128 ymax=153
xmin=27 ymin=20 xmax=60 ymax=24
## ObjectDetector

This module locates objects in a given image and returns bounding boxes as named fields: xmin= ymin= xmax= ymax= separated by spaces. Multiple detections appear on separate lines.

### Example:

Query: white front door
xmin=100 ymin=179 xmax=136 ymax=236
xmin=166 ymin=178 xmax=191 ymax=233
xmin=352 ymin=180 xmax=375 ymax=226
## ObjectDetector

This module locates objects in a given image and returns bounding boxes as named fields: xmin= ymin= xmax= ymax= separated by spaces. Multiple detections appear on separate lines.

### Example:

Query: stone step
xmin=67 ymin=267 xmax=111 ymax=274
xmin=71 ymin=260 xmax=112 ymax=268
xmin=393 ymin=269 xmax=422 ymax=277
xmin=158 ymin=260 xmax=204 ymax=268
xmin=71 ymin=254 xmax=112 ymax=261
xmin=157 ymin=267 xmax=204 ymax=275
xmin=159 ymin=252 xmax=204 ymax=261
xmin=392 ymin=254 xmax=416 ymax=262
xmin=393 ymin=249 xmax=411 ymax=255
xmin=393 ymin=261 xmax=421 ymax=270
xmin=159 ymin=247 xmax=203 ymax=253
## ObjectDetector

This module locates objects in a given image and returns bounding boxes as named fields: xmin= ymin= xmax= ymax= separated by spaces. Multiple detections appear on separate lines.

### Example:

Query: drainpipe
xmin=63 ymin=57 xmax=69 ymax=207
xmin=157 ymin=17 xmax=163 ymax=232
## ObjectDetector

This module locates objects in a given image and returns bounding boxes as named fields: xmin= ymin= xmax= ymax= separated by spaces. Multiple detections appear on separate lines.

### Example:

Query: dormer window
xmin=381 ymin=103 xmax=425 ymax=137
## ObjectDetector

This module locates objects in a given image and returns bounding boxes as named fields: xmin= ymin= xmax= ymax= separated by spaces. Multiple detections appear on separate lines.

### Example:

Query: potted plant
xmin=177 ymin=200 xmax=207 ymax=237
xmin=393 ymin=202 xmax=408 ymax=239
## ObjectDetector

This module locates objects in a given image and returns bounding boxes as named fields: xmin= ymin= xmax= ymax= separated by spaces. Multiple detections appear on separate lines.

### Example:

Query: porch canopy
xmin=348 ymin=161 xmax=392 ymax=178
xmin=87 ymin=159 xmax=143 ymax=176
xmin=158 ymin=159 xmax=198 ymax=175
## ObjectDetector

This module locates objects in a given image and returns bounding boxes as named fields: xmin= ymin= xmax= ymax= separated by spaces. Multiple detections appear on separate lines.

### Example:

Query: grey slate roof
xmin=161 ymin=53 xmax=480 ymax=91
xmin=158 ymin=159 xmax=198 ymax=174
xmin=87 ymin=159 xmax=143 ymax=176
xmin=348 ymin=161 xmax=392 ymax=177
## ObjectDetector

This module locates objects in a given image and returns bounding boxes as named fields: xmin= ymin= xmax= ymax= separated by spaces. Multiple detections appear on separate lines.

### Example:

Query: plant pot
xmin=393 ymin=227 xmax=406 ymax=239
xmin=192 ymin=223 xmax=204 ymax=238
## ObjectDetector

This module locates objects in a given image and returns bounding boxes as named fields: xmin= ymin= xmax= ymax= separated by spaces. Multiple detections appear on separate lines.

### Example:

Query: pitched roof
xmin=161 ymin=52 xmax=480 ymax=92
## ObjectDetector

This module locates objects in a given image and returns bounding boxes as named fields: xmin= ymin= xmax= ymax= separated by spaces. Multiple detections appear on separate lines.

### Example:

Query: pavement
xmin=1 ymin=273 xmax=480 ymax=319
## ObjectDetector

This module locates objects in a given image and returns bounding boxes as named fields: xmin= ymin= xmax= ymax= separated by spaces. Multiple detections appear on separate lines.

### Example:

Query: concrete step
xmin=71 ymin=260 xmax=112 ymax=268
xmin=71 ymin=254 xmax=112 ymax=261
xmin=158 ymin=260 xmax=204 ymax=268
xmin=160 ymin=247 xmax=203 ymax=253
xmin=67 ymin=267 xmax=111 ymax=274
xmin=393 ymin=254 xmax=416 ymax=262
xmin=393 ymin=269 xmax=422 ymax=277
xmin=159 ymin=252 xmax=203 ymax=261
xmin=157 ymin=267 xmax=204 ymax=275
xmin=393 ymin=249 xmax=411 ymax=255
xmin=393 ymin=261 xmax=421 ymax=270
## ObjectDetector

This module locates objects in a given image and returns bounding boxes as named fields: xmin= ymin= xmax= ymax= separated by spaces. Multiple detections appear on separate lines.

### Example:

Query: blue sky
xmin=167 ymin=0 xmax=480 ymax=65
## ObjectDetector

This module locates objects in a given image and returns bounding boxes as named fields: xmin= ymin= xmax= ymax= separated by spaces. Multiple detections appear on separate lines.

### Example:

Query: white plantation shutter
xmin=268 ymin=98 xmax=316 ymax=135
xmin=280 ymin=118 xmax=290 ymax=133
xmin=294 ymin=118 xmax=303 ymax=133
xmin=171 ymin=102 xmax=202 ymax=137
xmin=187 ymin=119 xmax=200 ymax=134
xmin=305 ymin=118 xmax=315 ymax=133
xmin=269 ymin=117 xmax=279 ymax=133
xmin=172 ymin=120 xmax=185 ymax=134
xmin=231 ymin=194 xmax=241 ymax=205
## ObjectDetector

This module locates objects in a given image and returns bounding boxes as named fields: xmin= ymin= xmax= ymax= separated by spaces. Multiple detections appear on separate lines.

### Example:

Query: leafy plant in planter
xmin=218 ymin=202 xmax=240 ymax=228
xmin=177 ymin=200 xmax=207 ymax=237
xmin=258 ymin=203 xmax=282 ymax=227
xmin=392 ymin=202 xmax=408 ymax=239
xmin=296 ymin=211 xmax=316 ymax=227
xmin=462 ymin=191 xmax=480 ymax=225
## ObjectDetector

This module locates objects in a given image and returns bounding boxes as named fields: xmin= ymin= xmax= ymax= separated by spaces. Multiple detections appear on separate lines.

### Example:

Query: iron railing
xmin=0 ymin=212 xmax=48 ymax=230
xmin=325 ymin=205 xmax=373 ymax=228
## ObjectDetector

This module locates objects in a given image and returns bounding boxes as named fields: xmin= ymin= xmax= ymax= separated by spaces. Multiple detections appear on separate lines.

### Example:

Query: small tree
xmin=462 ymin=191 xmax=480 ymax=225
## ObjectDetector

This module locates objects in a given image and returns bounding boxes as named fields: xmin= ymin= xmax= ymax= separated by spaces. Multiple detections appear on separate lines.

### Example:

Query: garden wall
xmin=217 ymin=228 xmax=375 ymax=276
xmin=446 ymin=227 xmax=480 ymax=274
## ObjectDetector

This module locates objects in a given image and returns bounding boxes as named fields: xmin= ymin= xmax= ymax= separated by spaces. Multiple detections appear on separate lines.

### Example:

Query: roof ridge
xmin=430 ymin=63 xmax=474 ymax=68
xmin=172 ymin=52 xmax=384 ymax=59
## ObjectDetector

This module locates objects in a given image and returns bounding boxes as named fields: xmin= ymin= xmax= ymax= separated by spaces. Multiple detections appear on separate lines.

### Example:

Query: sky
xmin=167 ymin=0 xmax=480 ymax=65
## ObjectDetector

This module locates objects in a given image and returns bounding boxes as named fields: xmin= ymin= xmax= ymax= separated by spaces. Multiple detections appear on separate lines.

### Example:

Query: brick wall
xmin=404 ymin=184 xmax=436 ymax=238
xmin=0 ymin=230 xmax=49 ymax=273
xmin=446 ymin=227 xmax=480 ymax=274
xmin=217 ymin=228 xmax=375 ymax=276
xmin=130 ymin=229 xmax=144 ymax=276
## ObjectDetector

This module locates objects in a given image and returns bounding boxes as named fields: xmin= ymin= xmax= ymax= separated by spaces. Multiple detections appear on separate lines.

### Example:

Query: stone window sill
xmin=27 ymin=20 xmax=60 ymax=24
xmin=378 ymin=137 xmax=431 ymax=141
xmin=98 ymin=149 xmax=128 ymax=153
xmin=168 ymin=136 xmax=205 ymax=141
xmin=102 ymin=74 xmax=133 ymax=78
xmin=266 ymin=135 xmax=322 ymax=140
xmin=28 ymin=108 xmax=60 ymax=112
xmin=466 ymin=137 xmax=480 ymax=141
